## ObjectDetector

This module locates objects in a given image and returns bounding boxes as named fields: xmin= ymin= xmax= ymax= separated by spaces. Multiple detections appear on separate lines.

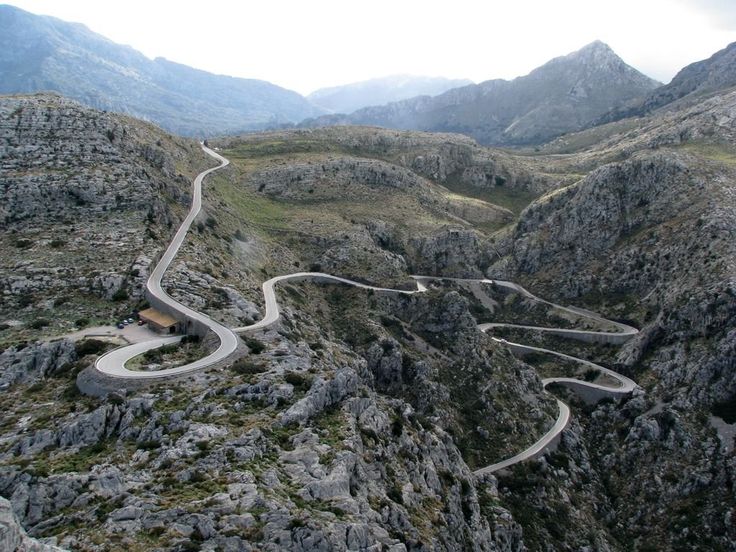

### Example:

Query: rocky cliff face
xmin=486 ymin=96 xmax=736 ymax=549
xmin=0 ymin=496 xmax=63 ymax=551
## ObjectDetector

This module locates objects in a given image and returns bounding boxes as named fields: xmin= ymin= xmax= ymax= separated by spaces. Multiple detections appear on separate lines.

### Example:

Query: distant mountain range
xmin=307 ymin=75 xmax=473 ymax=114
xmin=0 ymin=4 xmax=324 ymax=136
xmin=300 ymin=41 xmax=661 ymax=145
xmin=4 ymin=4 xmax=735 ymax=147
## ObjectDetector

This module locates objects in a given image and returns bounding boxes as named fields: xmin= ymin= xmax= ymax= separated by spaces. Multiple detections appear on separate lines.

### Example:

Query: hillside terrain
xmin=307 ymin=75 xmax=473 ymax=114
xmin=0 ymin=93 xmax=210 ymax=351
xmin=0 ymin=95 xmax=565 ymax=551
xmin=0 ymin=5 xmax=323 ymax=136
xmin=1 ymin=37 xmax=736 ymax=551
xmin=484 ymin=85 xmax=736 ymax=550
xmin=300 ymin=41 xmax=660 ymax=146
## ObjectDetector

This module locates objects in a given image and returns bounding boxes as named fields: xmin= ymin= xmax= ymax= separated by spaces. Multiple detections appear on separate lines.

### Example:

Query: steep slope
xmin=300 ymin=41 xmax=660 ymax=146
xmin=599 ymin=41 xmax=736 ymax=123
xmin=307 ymin=75 xmax=473 ymax=114
xmin=486 ymin=88 xmax=736 ymax=550
xmin=0 ymin=5 xmax=322 ymax=136
xmin=0 ymin=93 xmax=209 ymax=348
xmin=643 ymin=41 xmax=736 ymax=109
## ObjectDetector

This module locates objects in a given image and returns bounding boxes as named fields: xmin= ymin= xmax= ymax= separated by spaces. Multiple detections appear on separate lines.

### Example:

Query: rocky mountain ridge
xmin=299 ymin=41 xmax=660 ymax=146
xmin=598 ymin=40 xmax=736 ymax=123
xmin=0 ymin=4 xmax=323 ymax=137
xmin=0 ymin=93 xmax=208 ymax=347
xmin=483 ymin=85 xmax=736 ymax=549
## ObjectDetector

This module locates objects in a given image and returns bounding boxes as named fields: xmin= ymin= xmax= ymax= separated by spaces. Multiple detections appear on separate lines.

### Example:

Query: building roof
xmin=139 ymin=308 xmax=178 ymax=328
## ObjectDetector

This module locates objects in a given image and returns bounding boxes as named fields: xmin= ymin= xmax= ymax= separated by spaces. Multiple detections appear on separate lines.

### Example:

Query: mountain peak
xmin=580 ymin=40 xmax=613 ymax=53
xmin=568 ymin=40 xmax=620 ymax=63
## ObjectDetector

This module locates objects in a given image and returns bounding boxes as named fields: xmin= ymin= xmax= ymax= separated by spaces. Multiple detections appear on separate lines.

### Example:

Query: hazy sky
xmin=7 ymin=0 xmax=736 ymax=95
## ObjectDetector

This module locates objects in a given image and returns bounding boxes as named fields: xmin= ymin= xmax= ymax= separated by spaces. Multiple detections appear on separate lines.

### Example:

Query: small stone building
xmin=138 ymin=308 xmax=178 ymax=334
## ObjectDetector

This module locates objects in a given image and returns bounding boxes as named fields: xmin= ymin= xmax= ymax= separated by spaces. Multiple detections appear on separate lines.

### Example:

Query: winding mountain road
xmin=93 ymin=145 xmax=639 ymax=475
xmin=95 ymin=145 xmax=239 ymax=379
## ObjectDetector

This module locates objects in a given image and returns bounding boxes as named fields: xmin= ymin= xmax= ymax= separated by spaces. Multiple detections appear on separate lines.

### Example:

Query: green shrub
xmin=387 ymin=486 xmax=403 ymax=504
xmin=288 ymin=518 xmax=307 ymax=529
xmin=189 ymin=470 xmax=207 ymax=483
xmin=75 ymin=339 xmax=108 ymax=357
xmin=29 ymin=318 xmax=50 ymax=330
xmin=712 ymin=397 xmax=736 ymax=424
xmin=583 ymin=369 xmax=599 ymax=382
xmin=244 ymin=336 xmax=266 ymax=354
xmin=112 ymin=288 xmax=128 ymax=301
xmin=284 ymin=371 xmax=313 ymax=390
xmin=231 ymin=359 xmax=267 ymax=375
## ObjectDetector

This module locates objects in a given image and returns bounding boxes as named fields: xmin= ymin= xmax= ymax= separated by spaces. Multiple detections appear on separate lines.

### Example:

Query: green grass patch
xmin=679 ymin=141 xmax=736 ymax=165
xmin=441 ymin=175 xmax=538 ymax=215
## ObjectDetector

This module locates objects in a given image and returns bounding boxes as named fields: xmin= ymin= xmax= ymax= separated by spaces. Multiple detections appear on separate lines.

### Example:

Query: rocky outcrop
xmin=280 ymin=367 xmax=360 ymax=426
xmin=0 ymin=497 xmax=64 ymax=552
xmin=408 ymin=227 xmax=491 ymax=278
xmin=0 ymin=340 xmax=76 ymax=389
xmin=13 ymin=398 xmax=154 ymax=456
xmin=487 ymin=140 xmax=736 ymax=549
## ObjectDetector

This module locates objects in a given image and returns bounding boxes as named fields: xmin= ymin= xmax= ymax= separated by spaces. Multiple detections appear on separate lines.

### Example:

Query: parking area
xmin=57 ymin=323 xmax=163 ymax=344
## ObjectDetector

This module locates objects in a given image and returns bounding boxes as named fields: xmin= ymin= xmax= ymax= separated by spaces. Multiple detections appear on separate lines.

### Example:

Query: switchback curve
xmin=95 ymin=145 xmax=239 ymax=379
xmin=92 ymin=148 xmax=638 ymax=475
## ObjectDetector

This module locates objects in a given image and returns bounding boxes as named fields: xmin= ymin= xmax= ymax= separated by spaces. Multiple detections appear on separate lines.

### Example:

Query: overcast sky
xmin=7 ymin=0 xmax=736 ymax=95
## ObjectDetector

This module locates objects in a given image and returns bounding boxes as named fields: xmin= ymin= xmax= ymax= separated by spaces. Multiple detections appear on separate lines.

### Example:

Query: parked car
xmin=117 ymin=323 xmax=125 ymax=329
xmin=137 ymin=320 xmax=146 ymax=326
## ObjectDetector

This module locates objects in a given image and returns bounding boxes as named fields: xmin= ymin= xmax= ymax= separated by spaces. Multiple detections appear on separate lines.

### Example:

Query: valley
xmin=1 ymin=7 xmax=735 ymax=550
xmin=2 ymin=91 xmax=733 ymax=550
